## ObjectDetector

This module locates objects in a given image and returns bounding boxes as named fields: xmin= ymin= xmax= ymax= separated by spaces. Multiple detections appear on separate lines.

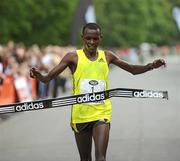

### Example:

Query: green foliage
xmin=0 ymin=0 xmax=179 ymax=47
xmin=94 ymin=0 xmax=179 ymax=47
xmin=169 ymin=0 xmax=180 ymax=7
xmin=0 ymin=0 xmax=78 ymax=45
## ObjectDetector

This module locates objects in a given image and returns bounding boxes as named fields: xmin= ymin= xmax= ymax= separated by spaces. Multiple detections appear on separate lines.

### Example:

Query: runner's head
xmin=82 ymin=23 xmax=102 ymax=37
xmin=81 ymin=23 xmax=102 ymax=53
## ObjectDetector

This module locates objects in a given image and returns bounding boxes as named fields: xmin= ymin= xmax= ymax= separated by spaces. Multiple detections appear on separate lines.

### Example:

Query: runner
xmin=30 ymin=23 xmax=166 ymax=161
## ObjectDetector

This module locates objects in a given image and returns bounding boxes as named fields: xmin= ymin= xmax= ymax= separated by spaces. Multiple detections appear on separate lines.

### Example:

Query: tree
xmin=0 ymin=0 xmax=78 ymax=45
xmin=93 ymin=0 xmax=179 ymax=47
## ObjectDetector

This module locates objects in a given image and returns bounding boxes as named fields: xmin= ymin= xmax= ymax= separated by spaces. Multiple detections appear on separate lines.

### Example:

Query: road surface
xmin=0 ymin=55 xmax=180 ymax=161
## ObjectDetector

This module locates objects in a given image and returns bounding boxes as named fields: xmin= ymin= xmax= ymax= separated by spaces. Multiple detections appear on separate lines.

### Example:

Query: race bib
xmin=80 ymin=79 xmax=106 ymax=104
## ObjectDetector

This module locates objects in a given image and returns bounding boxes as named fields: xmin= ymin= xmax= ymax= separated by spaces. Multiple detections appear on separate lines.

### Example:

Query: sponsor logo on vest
xmin=77 ymin=93 xmax=105 ymax=103
xmin=89 ymin=80 xmax=98 ymax=86
xmin=133 ymin=91 xmax=163 ymax=98
xmin=15 ymin=102 xmax=44 ymax=112
xmin=98 ymin=58 xmax=105 ymax=63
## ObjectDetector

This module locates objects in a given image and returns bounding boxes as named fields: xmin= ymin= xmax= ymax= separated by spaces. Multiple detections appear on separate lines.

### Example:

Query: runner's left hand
xmin=152 ymin=59 xmax=166 ymax=69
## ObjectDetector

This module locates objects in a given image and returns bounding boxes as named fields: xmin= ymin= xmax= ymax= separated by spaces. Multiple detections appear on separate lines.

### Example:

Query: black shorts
xmin=71 ymin=119 xmax=110 ymax=133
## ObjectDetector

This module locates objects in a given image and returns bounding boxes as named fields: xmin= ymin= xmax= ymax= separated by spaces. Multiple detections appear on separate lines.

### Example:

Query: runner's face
xmin=82 ymin=28 xmax=102 ymax=53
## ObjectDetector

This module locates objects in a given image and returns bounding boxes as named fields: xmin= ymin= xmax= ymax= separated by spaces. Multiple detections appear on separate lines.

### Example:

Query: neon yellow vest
xmin=71 ymin=49 xmax=112 ymax=123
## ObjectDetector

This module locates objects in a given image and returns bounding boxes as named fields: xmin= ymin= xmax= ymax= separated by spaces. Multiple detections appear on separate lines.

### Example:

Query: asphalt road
xmin=0 ymin=55 xmax=180 ymax=161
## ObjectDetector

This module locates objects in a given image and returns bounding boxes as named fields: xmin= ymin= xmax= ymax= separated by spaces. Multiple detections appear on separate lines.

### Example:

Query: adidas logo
xmin=15 ymin=102 xmax=44 ymax=112
xmin=76 ymin=93 xmax=105 ymax=103
xmin=98 ymin=58 xmax=105 ymax=63
xmin=133 ymin=91 xmax=163 ymax=98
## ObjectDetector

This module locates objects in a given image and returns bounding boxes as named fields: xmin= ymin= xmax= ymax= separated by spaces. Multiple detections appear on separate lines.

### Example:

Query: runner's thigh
xmin=92 ymin=123 xmax=110 ymax=158
xmin=74 ymin=131 xmax=92 ymax=159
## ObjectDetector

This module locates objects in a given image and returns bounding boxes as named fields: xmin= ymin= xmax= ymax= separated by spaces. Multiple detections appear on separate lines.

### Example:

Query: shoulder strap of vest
xmin=98 ymin=50 xmax=108 ymax=64
xmin=76 ymin=49 xmax=84 ymax=61
xmin=76 ymin=49 xmax=83 ymax=56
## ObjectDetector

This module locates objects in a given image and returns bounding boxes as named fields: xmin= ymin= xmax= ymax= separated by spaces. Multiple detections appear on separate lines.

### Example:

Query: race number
xmin=80 ymin=79 xmax=106 ymax=104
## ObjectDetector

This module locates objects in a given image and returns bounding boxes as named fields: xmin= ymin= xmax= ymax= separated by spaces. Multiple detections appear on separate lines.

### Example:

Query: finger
xmin=31 ymin=67 xmax=37 ymax=72
xmin=30 ymin=68 xmax=37 ymax=78
xmin=30 ymin=71 xmax=35 ymax=78
xmin=164 ymin=62 xmax=167 ymax=67
xmin=161 ymin=59 xmax=166 ymax=67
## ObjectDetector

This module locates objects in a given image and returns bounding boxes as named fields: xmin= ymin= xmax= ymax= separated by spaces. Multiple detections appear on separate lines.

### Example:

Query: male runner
xmin=30 ymin=23 xmax=166 ymax=161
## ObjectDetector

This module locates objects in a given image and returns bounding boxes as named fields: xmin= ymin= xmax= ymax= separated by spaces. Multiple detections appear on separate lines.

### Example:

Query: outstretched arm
xmin=106 ymin=50 xmax=166 ymax=75
xmin=30 ymin=52 xmax=77 ymax=83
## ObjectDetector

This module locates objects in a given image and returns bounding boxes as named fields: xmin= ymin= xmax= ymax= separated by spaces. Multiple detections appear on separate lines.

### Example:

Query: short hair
xmin=82 ymin=23 xmax=102 ymax=35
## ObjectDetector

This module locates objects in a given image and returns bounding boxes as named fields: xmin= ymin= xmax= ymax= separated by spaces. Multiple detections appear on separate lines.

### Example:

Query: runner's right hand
xmin=30 ymin=67 xmax=41 ymax=79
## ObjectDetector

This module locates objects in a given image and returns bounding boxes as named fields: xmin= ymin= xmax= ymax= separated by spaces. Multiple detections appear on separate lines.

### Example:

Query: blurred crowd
xmin=0 ymin=41 xmax=180 ymax=105
xmin=0 ymin=41 xmax=74 ymax=104
xmin=115 ymin=43 xmax=180 ymax=64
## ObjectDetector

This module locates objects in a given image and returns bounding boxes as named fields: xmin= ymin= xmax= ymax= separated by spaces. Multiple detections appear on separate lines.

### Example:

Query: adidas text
xmin=16 ymin=102 xmax=44 ymax=112
xmin=77 ymin=93 xmax=105 ymax=103
xmin=133 ymin=91 xmax=163 ymax=98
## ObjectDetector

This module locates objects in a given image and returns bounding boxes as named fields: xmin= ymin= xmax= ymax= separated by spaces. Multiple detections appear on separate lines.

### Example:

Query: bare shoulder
xmin=104 ymin=50 xmax=117 ymax=64
xmin=65 ymin=51 xmax=77 ymax=59
xmin=62 ymin=51 xmax=78 ymax=64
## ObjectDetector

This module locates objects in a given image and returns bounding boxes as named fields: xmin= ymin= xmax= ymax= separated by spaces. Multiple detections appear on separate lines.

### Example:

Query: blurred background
xmin=0 ymin=0 xmax=180 ymax=161
xmin=0 ymin=0 xmax=179 ymax=104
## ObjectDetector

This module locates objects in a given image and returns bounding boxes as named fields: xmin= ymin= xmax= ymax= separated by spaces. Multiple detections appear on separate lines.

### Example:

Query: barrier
xmin=0 ymin=88 xmax=168 ymax=114
xmin=0 ymin=76 xmax=16 ymax=105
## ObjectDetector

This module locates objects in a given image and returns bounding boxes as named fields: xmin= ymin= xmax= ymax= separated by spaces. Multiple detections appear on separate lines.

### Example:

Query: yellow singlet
xmin=71 ymin=49 xmax=112 ymax=124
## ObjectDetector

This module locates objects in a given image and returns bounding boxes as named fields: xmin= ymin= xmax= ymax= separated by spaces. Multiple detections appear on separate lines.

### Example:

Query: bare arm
xmin=30 ymin=52 xmax=77 ymax=83
xmin=105 ymin=50 xmax=166 ymax=75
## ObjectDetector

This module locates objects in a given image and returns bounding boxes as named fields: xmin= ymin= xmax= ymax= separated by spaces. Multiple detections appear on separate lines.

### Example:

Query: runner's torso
xmin=71 ymin=49 xmax=112 ymax=124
